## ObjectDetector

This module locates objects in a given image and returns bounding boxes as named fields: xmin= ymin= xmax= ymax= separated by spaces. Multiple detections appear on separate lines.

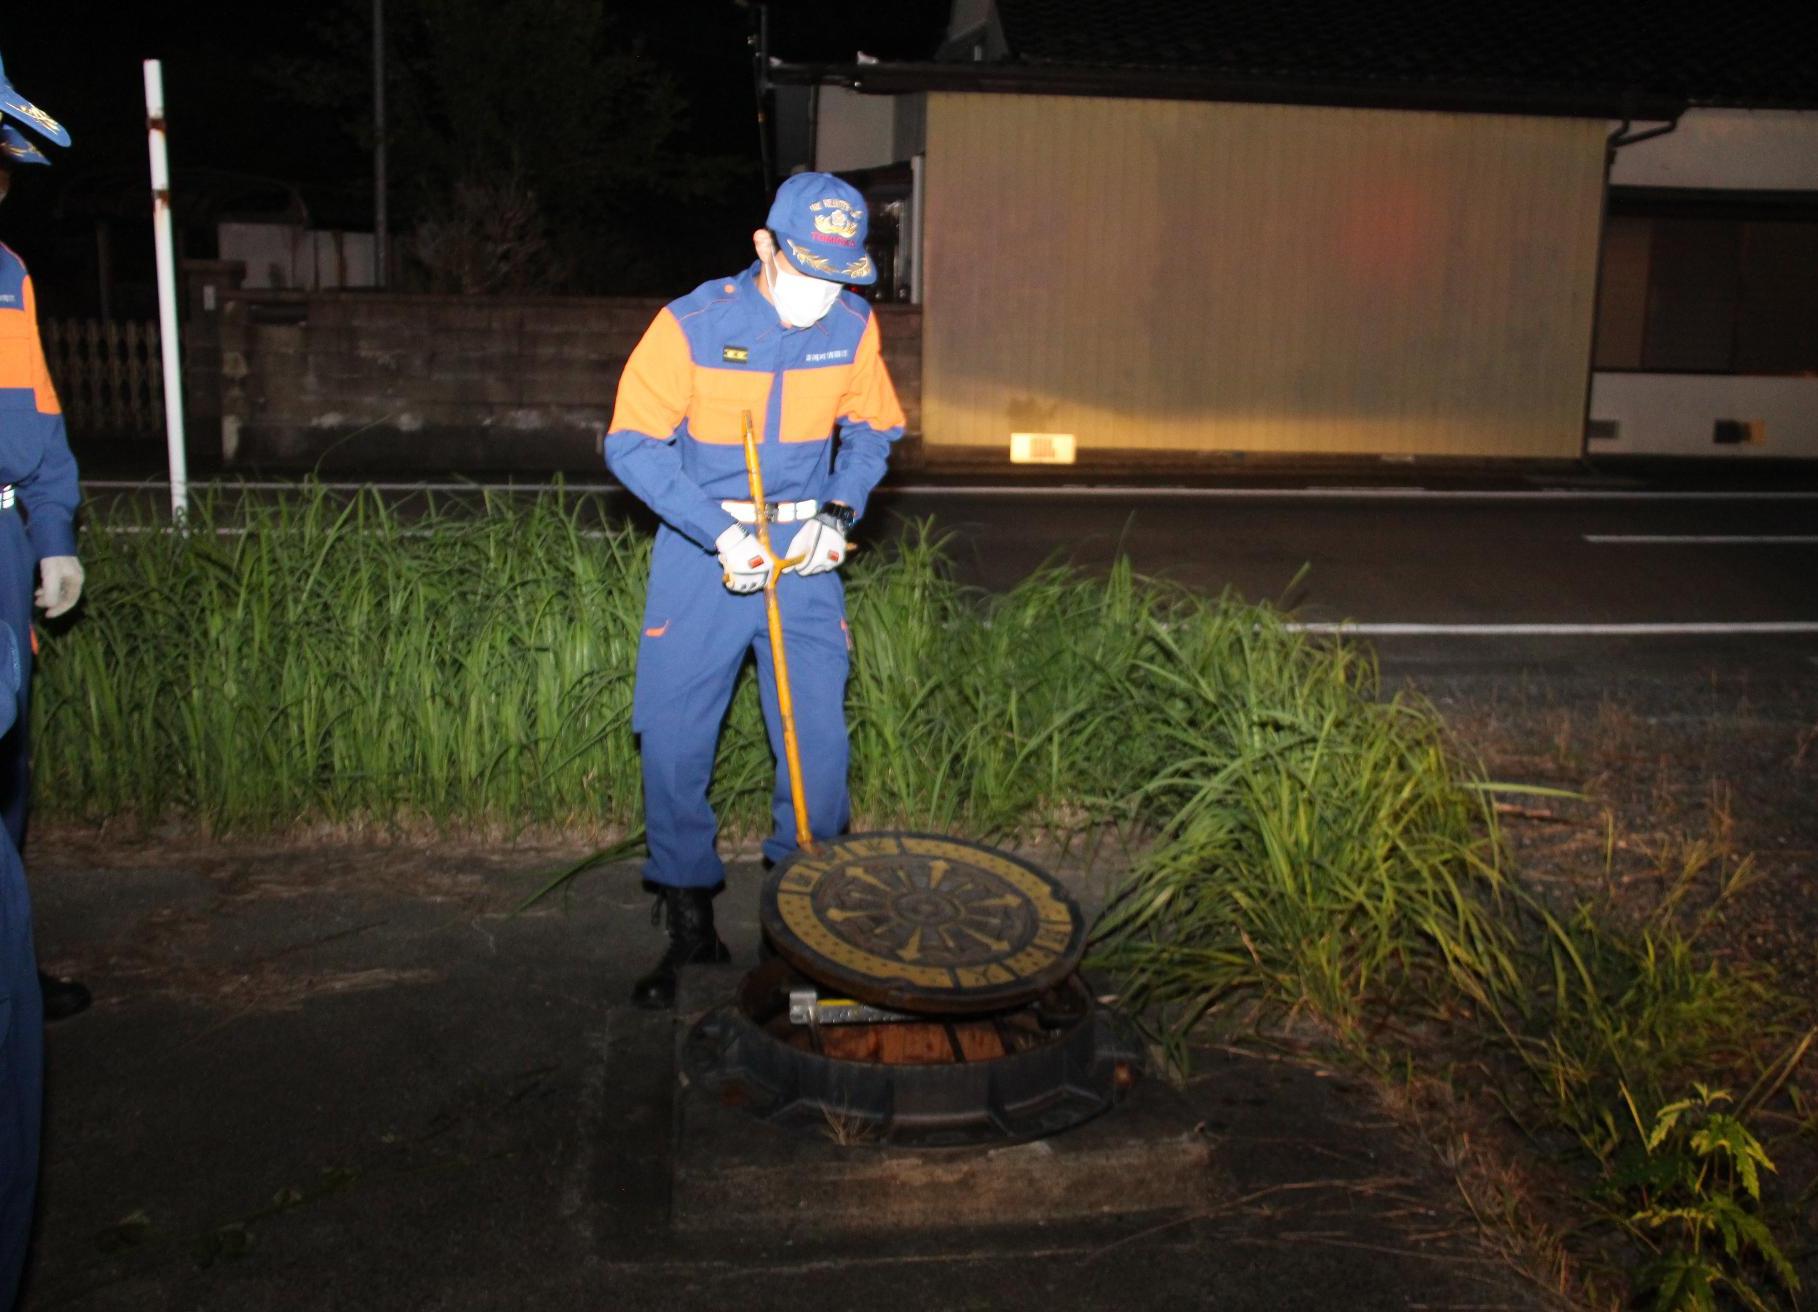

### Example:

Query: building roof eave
xmin=766 ymin=59 xmax=1686 ymax=123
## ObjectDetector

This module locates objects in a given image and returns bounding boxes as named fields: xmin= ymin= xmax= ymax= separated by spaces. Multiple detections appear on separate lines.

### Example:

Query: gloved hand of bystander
xmin=785 ymin=511 xmax=848 ymax=577
xmin=35 ymin=555 xmax=83 ymax=618
xmin=715 ymin=526 xmax=774 ymax=594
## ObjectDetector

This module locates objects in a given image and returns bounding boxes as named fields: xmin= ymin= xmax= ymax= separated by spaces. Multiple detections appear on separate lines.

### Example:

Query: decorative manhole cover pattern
xmin=759 ymin=832 xmax=1085 ymax=1014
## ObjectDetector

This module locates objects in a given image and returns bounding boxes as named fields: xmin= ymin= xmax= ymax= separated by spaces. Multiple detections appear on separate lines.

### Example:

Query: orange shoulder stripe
xmin=609 ymin=307 xmax=691 ymax=439
xmin=840 ymin=313 xmax=905 ymax=434
xmin=22 ymin=277 xmax=62 ymax=417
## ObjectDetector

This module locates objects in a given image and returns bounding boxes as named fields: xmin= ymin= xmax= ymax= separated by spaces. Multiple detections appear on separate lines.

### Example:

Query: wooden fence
xmin=42 ymin=319 xmax=164 ymax=436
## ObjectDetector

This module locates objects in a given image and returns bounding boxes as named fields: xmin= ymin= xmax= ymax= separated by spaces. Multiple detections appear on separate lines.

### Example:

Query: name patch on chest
xmin=804 ymin=349 xmax=851 ymax=364
xmin=721 ymin=345 xmax=750 ymax=364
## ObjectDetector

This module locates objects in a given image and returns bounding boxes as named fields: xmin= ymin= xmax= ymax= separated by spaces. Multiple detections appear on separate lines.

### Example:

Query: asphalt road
xmin=864 ymin=484 xmax=1818 ymax=681
xmin=867 ymin=484 xmax=1818 ymax=617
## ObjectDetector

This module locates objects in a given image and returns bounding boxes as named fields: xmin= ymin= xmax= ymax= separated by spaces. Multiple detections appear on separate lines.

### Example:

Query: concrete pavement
xmin=18 ymin=843 xmax=1552 ymax=1311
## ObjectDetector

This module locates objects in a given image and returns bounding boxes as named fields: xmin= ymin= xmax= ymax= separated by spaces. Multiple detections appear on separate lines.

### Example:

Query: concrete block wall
xmin=215 ymin=290 xmax=922 ymax=472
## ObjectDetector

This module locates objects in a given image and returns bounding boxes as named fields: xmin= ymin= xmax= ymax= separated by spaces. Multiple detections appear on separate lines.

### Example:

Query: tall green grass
xmin=38 ymin=488 xmax=653 ymax=830
xmin=844 ymin=534 xmax=1157 ymax=836
xmin=44 ymin=488 xmax=1464 ymax=860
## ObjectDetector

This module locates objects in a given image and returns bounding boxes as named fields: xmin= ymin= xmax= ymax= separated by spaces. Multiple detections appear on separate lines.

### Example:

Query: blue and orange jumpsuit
xmin=0 ymin=243 xmax=79 ymax=846
xmin=604 ymin=263 xmax=905 ymax=888
xmin=0 ymin=241 xmax=72 ymax=1307
xmin=0 ymin=621 xmax=34 ymax=1308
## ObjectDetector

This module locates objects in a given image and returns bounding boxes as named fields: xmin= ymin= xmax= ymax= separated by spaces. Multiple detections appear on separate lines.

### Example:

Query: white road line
xmin=1287 ymin=621 xmax=1818 ymax=636
xmin=879 ymin=486 xmax=1818 ymax=502
xmin=80 ymin=479 xmax=1818 ymax=502
xmin=1585 ymin=534 xmax=1818 ymax=544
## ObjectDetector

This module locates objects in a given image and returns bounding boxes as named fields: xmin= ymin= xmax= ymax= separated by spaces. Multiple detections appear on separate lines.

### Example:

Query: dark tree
xmin=271 ymin=0 xmax=756 ymax=293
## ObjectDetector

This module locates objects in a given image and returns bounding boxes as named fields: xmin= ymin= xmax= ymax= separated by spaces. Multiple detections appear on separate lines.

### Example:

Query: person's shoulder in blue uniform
xmin=668 ymin=271 xmax=745 ymax=317
xmin=0 ymin=241 xmax=30 ymax=306
xmin=823 ymin=285 xmax=876 ymax=344
xmin=653 ymin=271 xmax=750 ymax=366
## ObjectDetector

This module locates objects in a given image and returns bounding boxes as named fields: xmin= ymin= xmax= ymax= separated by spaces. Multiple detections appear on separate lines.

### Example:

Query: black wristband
xmin=818 ymin=502 xmax=856 ymax=532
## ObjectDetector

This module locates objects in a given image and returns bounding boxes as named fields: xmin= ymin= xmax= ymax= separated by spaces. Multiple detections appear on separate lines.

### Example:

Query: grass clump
xmin=844 ymin=537 xmax=1158 ymax=837
xmin=1087 ymin=607 xmax=1517 ymax=1052
xmin=1496 ymin=866 xmax=1809 ymax=1309
xmin=1617 ymin=1085 xmax=1800 ymax=1311
xmin=1088 ymin=662 xmax=1808 ymax=1303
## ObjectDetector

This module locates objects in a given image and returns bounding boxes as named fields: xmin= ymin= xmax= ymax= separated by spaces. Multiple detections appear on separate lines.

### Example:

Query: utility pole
xmin=752 ymin=1 xmax=773 ymax=194
xmin=373 ymin=0 xmax=388 ymax=288
xmin=143 ymin=60 xmax=189 ymax=517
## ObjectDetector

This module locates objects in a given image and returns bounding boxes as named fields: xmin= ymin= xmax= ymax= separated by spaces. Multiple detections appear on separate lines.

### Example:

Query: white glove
xmin=715 ymin=525 xmax=774 ymax=594
xmin=785 ymin=511 xmax=848 ymax=577
xmin=36 ymin=555 xmax=85 ymax=619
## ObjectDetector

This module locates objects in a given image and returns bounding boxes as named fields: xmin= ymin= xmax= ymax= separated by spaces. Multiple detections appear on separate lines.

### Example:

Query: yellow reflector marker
xmin=1009 ymin=432 xmax=1076 ymax=464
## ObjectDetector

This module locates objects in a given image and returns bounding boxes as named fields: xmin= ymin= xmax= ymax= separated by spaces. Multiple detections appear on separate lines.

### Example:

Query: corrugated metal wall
xmin=922 ymin=93 xmax=1608 ymax=458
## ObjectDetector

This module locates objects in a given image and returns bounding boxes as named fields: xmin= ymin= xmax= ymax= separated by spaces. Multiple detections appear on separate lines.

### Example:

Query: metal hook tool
xmin=739 ymin=409 xmax=815 ymax=855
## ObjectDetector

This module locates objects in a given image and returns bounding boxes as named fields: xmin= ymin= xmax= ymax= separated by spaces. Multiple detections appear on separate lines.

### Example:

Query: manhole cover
xmin=759 ymin=832 xmax=1085 ymax=1014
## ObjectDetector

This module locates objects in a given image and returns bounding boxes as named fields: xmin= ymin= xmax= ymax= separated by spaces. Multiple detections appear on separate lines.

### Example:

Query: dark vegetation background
xmin=0 ymin=0 xmax=949 ymax=313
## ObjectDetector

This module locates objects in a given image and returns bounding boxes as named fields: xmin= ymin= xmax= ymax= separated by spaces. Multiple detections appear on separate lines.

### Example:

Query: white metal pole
xmin=909 ymin=153 xmax=925 ymax=305
xmin=143 ymin=59 xmax=189 ymax=518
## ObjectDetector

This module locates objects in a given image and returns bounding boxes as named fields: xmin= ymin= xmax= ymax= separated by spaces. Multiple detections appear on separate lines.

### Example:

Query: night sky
xmin=0 ymin=1 xmax=950 ymax=315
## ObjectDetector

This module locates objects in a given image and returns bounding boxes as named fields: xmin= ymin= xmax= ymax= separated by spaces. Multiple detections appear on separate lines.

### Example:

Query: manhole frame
xmin=681 ymin=958 xmax=1143 ymax=1147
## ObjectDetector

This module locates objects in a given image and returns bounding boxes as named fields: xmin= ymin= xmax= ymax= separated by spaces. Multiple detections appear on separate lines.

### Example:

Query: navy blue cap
xmin=0 ymin=54 xmax=69 ymax=150
xmin=766 ymin=171 xmax=876 ymax=286
xmin=1 ymin=124 xmax=48 ymax=167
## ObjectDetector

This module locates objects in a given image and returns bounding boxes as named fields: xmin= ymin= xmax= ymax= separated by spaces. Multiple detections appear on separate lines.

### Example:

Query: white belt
xmin=722 ymin=498 xmax=817 ymax=524
xmin=0 ymin=485 xmax=12 ymax=511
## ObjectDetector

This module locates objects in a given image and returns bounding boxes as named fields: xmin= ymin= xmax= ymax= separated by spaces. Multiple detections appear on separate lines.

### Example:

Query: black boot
xmin=630 ymin=887 xmax=730 ymax=1010
xmin=40 ymin=970 xmax=92 ymax=1022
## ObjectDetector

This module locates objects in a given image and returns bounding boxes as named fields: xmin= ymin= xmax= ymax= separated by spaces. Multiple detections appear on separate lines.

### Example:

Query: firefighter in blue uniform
xmin=1 ymin=57 xmax=83 ymax=1310
xmin=0 ymin=57 xmax=87 ymax=1033
xmin=605 ymin=172 xmax=905 ymax=1008
xmin=1 ymin=619 xmax=39 ymax=1308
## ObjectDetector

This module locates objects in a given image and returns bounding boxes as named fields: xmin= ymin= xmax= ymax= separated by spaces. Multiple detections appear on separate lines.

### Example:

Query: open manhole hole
xmin=684 ymin=834 xmax=1140 ymax=1147
xmin=682 ymin=959 xmax=1140 ymax=1146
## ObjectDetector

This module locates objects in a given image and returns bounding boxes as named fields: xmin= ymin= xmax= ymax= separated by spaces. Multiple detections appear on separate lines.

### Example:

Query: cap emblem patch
xmin=810 ymin=198 xmax=862 ymax=245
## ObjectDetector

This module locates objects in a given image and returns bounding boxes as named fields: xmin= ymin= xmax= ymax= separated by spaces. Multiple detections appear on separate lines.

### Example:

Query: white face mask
xmin=766 ymin=255 xmax=843 ymax=328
